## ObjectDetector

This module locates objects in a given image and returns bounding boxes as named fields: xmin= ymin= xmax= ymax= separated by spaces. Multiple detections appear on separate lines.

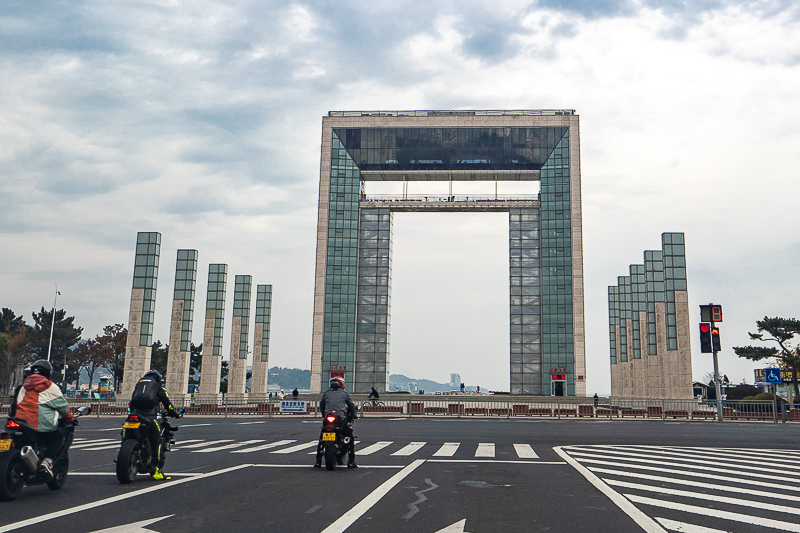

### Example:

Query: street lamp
xmin=46 ymin=286 xmax=60 ymax=362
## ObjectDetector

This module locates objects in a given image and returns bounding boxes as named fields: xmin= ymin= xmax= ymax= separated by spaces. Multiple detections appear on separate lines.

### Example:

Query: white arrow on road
xmin=87 ymin=515 xmax=173 ymax=533
xmin=435 ymin=519 xmax=472 ymax=532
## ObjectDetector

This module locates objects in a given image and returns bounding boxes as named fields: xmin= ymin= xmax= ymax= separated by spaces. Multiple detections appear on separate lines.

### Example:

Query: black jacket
xmin=129 ymin=376 xmax=178 ymax=418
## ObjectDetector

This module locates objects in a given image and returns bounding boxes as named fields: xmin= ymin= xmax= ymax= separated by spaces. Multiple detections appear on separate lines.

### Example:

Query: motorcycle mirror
xmin=178 ymin=408 xmax=185 ymax=414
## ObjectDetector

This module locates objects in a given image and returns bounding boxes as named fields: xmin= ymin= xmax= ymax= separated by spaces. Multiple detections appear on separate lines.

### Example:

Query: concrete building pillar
xmin=165 ymin=249 xmax=198 ymax=404
xmin=250 ymin=285 xmax=273 ymax=397
xmin=121 ymin=232 xmax=160 ymax=395
xmin=226 ymin=275 xmax=252 ymax=398
xmin=198 ymin=264 xmax=227 ymax=401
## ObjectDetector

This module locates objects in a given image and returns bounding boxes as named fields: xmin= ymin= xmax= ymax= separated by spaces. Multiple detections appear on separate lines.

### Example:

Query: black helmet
xmin=143 ymin=369 xmax=162 ymax=383
xmin=30 ymin=360 xmax=53 ymax=379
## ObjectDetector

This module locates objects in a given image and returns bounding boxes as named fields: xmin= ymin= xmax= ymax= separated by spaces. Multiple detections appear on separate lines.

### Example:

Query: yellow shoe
xmin=152 ymin=468 xmax=171 ymax=480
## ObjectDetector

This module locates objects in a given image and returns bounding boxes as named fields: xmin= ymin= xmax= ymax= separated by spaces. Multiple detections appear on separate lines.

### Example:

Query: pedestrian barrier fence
xmin=1 ymin=396 xmax=795 ymax=423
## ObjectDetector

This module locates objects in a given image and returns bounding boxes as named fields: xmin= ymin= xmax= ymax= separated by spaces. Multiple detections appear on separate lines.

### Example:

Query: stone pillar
xmin=226 ymin=275 xmax=252 ymax=398
xmin=121 ymin=232 xmax=160 ymax=395
xmin=250 ymin=285 xmax=273 ymax=397
xmin=198 ymin=264 xmax=227 ymax=401
xmin=165 ymin=249 xmax=198 ymax=404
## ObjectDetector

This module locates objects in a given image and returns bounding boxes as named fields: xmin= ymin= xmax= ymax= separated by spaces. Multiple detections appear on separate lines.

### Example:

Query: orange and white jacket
xmin=14 ymin=374 xmax=74 ymax=432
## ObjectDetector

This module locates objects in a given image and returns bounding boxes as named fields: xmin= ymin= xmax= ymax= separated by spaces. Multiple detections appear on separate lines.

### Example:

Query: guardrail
xmin=0 ymin=396 xmax=791 ymax=422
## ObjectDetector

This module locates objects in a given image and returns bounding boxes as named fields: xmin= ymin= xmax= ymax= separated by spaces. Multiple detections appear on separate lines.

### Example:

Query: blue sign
xmin=280 ymin=400 xmax=307 ymax=413
xmin=764 ymin=368 xmax=781 ymax=384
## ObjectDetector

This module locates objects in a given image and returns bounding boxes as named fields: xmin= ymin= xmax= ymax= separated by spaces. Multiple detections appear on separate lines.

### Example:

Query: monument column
xmin=198 ymin=264 xmax=227 ymax=401
xmin=250 ymin=285 xmax=273 ymax=397
xmin=121 ymin=232 xmax=161 ymax=395
xmin=165 ymin=249 xmax=198 ymax=404
xmin=226 ymin=275 xmax=252 ymax=398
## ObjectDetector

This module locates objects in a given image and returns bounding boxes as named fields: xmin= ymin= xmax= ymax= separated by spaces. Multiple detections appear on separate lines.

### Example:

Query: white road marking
xmin=68 ymin=472 xmax=199 ymax=477
xmin=81 ymin=444 xmax=122 ymax=451
xmin=513 ymin=444 xmax=538 ymax=459
xmin=231 ymin=439 xmax=297 ymax=453
xmin=307 ymin=441 xmax=360 ymax=454
xmin=655 ymin=517 xmax=730 ymax=533
xmin=554 ymin=446 xmax=667 ymax=533
xmin=237 ymin=421 xmax=267 ymax=425
xmin=357 ymin=441 xmax=393 ymax=455
xmin=474 ymin=443 xmax=495 ymax=458
xmin=321 ymin=459 xmax=426 ymax=533
xmin=627 ymin=493 xmax=800 ymax=533
xmin=391 ymin=442 xmax=426 ymax=456
xmin=191 ymin=440 xmax=264 ymax=453
xmin=433 ymin=442 xmax=460 ymax=457
xmin=71 ymin=439 xmax=118 ymax=449
xmin=176 ymin=440 xmax=233 ymax=449
xmin=88 ymin=514 xmax=173 ymax=533
xmin=0 ymin=464 xmax=252 ymax=533
xmin=270 ymin=440 xmax=318 ymax=454
xmin=173 ymin=423 xmax=212 ymax=428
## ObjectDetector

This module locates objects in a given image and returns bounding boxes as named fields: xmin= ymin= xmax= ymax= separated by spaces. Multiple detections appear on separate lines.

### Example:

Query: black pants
xmin=134 ymin=412 xmax=165 ymax=468
xmin=36 ymin=430 xmax=63 ymax=459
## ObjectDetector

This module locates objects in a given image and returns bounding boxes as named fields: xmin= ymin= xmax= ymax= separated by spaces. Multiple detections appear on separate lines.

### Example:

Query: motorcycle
xmin=316 ymin=410 xmax=350 ymax=470
xmin=115 ymin=408 xmax=183 ymax=483
xmin=0 ymin=405 xmax=92 ymax=501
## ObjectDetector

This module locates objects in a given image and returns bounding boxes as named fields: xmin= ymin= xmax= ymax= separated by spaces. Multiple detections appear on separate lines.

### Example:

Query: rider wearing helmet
xmin=315 ymin=376 xmax=357 ymax=468
xmin=128 ymin=369 xmax=181 ymax=480
xmin=12 ymin=360 xmax=75 ymax=478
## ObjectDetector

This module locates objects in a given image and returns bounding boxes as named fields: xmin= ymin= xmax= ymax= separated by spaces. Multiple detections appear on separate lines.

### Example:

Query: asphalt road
xmin=2 ymin=416 xmax=799 ymax=533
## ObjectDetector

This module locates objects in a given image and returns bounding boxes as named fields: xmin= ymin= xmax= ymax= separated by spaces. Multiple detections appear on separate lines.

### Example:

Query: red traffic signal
xmin=551 ymin=374 xmax=566 ymax=381
xmin=699 ymin=322 xmax=712 ymax=353
xmin=711 ymin=327 xmax=721 ymax=351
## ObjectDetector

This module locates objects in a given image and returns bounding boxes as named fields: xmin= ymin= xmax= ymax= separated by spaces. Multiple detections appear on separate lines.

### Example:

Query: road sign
xmin=764 ymin=368 xmax=781 ymax=384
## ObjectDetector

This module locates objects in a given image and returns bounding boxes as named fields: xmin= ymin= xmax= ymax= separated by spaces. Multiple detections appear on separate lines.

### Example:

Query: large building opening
xmin=390 ymin=211 xmax=509 ymax=392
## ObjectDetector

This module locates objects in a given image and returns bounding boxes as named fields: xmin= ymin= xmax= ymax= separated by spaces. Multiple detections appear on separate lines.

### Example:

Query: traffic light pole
xmin=711 ymin=316 xmax=723 ymax=422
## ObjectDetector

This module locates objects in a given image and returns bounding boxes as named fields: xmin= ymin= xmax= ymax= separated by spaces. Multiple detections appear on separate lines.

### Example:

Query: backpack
xmin=130 ymin=378 xmax=159 ymax=410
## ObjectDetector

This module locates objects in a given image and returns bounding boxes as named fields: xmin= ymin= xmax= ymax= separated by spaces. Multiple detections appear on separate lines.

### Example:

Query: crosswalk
xmin=559 ymin=445 xmax=800 ymax=533
xmin=71 ymin=437 xmax=541 ymax=460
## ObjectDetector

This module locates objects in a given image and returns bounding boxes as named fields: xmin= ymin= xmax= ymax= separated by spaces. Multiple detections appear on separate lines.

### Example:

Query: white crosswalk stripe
xmin=433 ymin=442 xmax=460 ymax=457
xmin=191 ymin=440 xmax=264 ymax=453
xmin=270 ymin=441 xmax=318 ymax=454
xmin=358 ymin=441 xmax=393 ymax=456
xmin=176 ymin=439 xmax=233 ymax=449
xmin=475 ymin=443 xmax=495 ymax=458
xmin=391 ymin=442 xmax=426 ymax=456
xmin=231 ymin=440 xmax=297 ymax=454
xmin=513 ymin=444 xmax=539 ymax=459
xmin=560 ymin=445 xmax=800 ymax=533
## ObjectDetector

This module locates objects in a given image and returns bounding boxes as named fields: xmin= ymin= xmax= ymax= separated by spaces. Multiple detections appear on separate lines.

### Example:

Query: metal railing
xmin=328 ymin=109 xmax=576 ymax=117
xmin=0 ymin=396 xmax=790 ymax=422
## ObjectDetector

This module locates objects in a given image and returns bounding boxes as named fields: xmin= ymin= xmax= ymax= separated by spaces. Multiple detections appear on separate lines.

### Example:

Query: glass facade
xmin=132 ymin=232 xmax=160 ymax=346
xmin=205 ymin=264 xmax=227 ymax=356
xmin=608 ymin=232 xmax=687 ymax=361
xmin=232 ymin=275 xmax=252 ymax=359
xmin=172 ymin=249 xmax=197 ymax=352
xmin=255 ymin=285 xmax=273 ymax=363
xmin=317 ymin=115 xmax=582 ymax=395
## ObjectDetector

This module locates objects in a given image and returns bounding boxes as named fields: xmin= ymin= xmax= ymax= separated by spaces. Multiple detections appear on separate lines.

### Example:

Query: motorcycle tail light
xmin=325 ymin=415 xmax=336 ymax=423
xmin=5 ymin=420 xmax=20 ymax=429
xmin=127 ymin=415 xmax=139 ymax=422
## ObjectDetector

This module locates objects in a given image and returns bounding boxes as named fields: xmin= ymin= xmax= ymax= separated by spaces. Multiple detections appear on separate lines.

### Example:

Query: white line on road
xmin=474 ymin=443 xmax=495 ymax=458
xmin=231 ymin=439 xmax=297 ymax=453
xmin=655 ymin=517 xmax=730 ymax=533
xmin=176 ymin=440 xmax=233 ymax=449
xmin=432 ymin=443 xmax=460 ymax=457
xmin=237 ymin=421 xmax=268 ymax=425
xmin=80 ymin=444 xmax=122 ymax=451
xmin=513 ymin=444 xmax=539 ymax=459
xmin=321 ymin=459 xmax=426 ymax=533
xmin=554 ymin=446 xmax=667 ymax=533
xmin=0 ymin=464 xmax=253 ymax=533
xmin=191 ymin=440 xmax=264 ymax=453
xmin=71 ymin=440 xmax=118 ymax=449
xmin=427 ymin=459 xmax=563 ymax=464
xmin=391 ymin=442 xmax=426 ymax=456
xmin=358 ymin=441 xmax=393 ymax=455
xmin=174 ymin=423 xmax=212 ymax=428
xmin=270 ymin=440 xmax=318 ymax=454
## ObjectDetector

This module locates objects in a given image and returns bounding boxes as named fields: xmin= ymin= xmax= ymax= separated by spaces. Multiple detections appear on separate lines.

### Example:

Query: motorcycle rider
xmin=315 ymin=376 xmax=357 ymax=468
xmin=11 ymin=360 xmax=74 ymax=479
xmin=128 ymin=369 xmax=181 ymax=480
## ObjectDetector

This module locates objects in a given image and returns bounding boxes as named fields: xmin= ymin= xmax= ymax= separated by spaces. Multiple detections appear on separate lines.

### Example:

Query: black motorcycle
xmin=317 ymin=410 xmax=350 ymax=470
xmin=115 ymin=408 xmax=183 ymax=483
xmin=0 ymin=405 xmax=91 ymax=501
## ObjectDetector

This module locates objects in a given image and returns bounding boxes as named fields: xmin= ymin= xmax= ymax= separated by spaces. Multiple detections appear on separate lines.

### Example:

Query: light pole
xmin=46 ymin=286 xmax=60 ymax=362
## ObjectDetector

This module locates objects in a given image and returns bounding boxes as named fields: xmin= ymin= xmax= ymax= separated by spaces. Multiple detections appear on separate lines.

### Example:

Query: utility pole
xmin=46 ymin=285 xmax=60 ymax=362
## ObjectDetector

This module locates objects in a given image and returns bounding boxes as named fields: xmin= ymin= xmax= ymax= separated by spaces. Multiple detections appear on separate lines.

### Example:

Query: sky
xmin=1 ymin=0 xmax=799 ymax=395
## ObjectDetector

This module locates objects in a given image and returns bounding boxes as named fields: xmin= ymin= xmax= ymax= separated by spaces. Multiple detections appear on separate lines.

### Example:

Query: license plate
xmin=322 ymin=432 xmax=336 ymax=442
xmin=122 ymin=422 xmax=140 ymax=429
xmin=0 ymin=440 xmax=10 ymax=451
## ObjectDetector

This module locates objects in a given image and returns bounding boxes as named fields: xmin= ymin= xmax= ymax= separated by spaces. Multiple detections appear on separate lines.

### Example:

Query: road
xmin=2 ymin=416 xmax=799 ymax=532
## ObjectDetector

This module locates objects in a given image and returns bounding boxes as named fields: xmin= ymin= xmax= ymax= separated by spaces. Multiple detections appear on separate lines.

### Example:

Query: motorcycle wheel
xmin=116 ymin=440 xmax=141 ymax=484
xmin=324 ymin=443 xmax=336 ymax=471
xmin=0 ymin=450 xmax=26 ymax=501
xmin=46 ymin=453 xmax=69 ymax=490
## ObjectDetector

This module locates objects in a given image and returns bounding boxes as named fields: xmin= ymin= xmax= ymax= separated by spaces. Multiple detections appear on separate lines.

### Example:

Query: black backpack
xmin=130 ymin=378 xmax=159 ymax=410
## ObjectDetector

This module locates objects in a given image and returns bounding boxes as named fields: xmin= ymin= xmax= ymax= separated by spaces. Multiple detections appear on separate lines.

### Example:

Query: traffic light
xmin=551 ymin=374 xmax=566 ymax=380
xmin=711 ymin=305 xmax=723 ymax=323
xmin=711 ymin=327 xmax=721 ymax=351
xmin=700 ymin=323 xmax=712 ymax=353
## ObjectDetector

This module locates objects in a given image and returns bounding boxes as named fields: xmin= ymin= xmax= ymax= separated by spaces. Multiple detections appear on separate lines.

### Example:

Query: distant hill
xmin=388 ymin=374 xmax=451 ymax=393
xmin=267 ymin=367 xmax=311 ymax=390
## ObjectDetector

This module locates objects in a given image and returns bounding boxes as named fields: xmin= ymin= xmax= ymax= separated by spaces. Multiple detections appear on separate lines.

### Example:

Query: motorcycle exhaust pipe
xmin=20 ymin=446 xmax=39 ymax=471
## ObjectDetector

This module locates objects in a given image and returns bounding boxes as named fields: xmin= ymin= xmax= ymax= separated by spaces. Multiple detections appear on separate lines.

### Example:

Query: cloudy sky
xmin=2 ymin=0 xmax=798 ymax=394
